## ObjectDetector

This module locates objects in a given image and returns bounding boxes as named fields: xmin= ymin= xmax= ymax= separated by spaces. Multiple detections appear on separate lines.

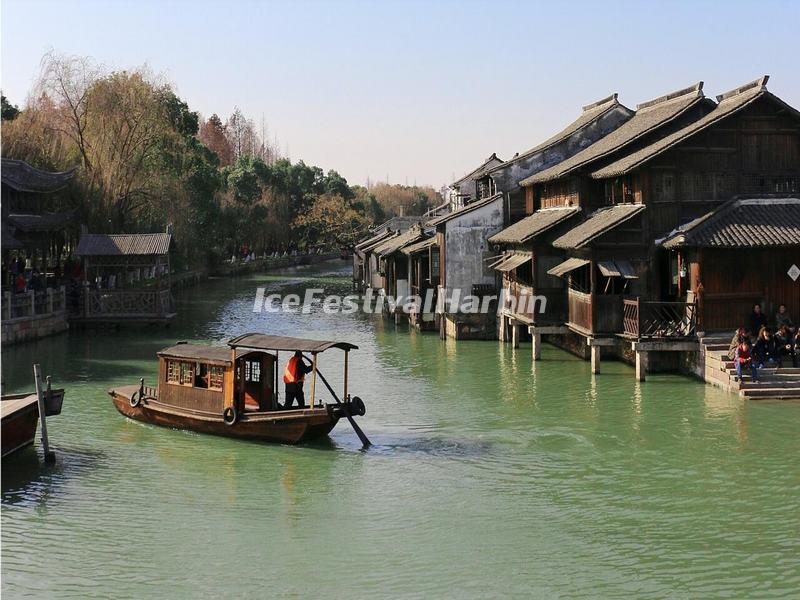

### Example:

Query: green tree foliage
xmin=1 ymin=93 xmax=19 ymax=120
xmin=1 ymin=52 xmax=439 ymax=267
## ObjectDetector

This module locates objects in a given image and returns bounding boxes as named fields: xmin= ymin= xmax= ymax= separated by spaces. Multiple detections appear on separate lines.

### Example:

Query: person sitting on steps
xmin=748 ymin=303 xmax=768 ymax=340
xmin=775 ymin=325 xmax=796 ymax=368
xmin=775 ymin=304 xmax=795 ymax=336
xmin=735 ymin=339 xmax=759 ymax=383
xmin=753 ymin=328 xmax=778 ymax=369
xmin=728 ymin=327 xmax=747 ymax=360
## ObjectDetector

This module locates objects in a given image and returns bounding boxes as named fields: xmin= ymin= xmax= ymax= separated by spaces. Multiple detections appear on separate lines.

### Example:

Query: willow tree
xmin=293 ymin=193 xmax=369 ymax=249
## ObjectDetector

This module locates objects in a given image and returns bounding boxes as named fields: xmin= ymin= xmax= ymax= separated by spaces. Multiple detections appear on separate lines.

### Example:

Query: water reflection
xmin=3 ymin=263 xmax=800 ymax=598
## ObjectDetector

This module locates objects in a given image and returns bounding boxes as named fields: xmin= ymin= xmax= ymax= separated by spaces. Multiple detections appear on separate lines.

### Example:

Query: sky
xmin=2 ymin=0 xmax=799 ymax=189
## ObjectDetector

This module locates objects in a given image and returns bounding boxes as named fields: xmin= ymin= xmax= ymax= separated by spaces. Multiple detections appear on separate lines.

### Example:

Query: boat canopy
xmin=227 ymin=333 xmax=358 ymax=353
xmin=158 ymin=344 xmax=234 ymax=365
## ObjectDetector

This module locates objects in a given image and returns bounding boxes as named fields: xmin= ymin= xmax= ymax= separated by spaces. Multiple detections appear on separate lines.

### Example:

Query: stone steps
xmin=701 ymin=336 xmax=800 ymax=400
xmin=739 ymin=380 xmax=800 ymax=389
xmin=704 ymin=343 xmax=730 ymax=352
xmin=741 ymin=388 xmax=800 ymax=399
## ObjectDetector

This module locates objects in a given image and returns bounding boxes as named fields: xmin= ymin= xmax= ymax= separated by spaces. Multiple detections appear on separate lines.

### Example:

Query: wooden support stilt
xmin=33 ymin=364 xmax=55 ymax=464
xmin=636 ymin=350 xmax=648 ymax=382
xmin=532 ymin=332 xmax=542 ymax=361
xmin=498 ymin=315 xmax=506 ymax=342
xmin=590 ymin=345 xmax=601 ymax=374
xmin=511 ymin=322 xmax=519 ymax=348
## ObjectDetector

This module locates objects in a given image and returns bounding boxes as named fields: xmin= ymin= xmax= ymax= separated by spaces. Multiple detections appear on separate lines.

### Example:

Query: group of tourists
xmin=728 ymin=303 xmax=798 ymax=382
xmin=4 ymin=254 xmax=83 ymax=295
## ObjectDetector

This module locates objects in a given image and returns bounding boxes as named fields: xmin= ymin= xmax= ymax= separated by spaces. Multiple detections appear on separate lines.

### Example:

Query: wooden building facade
xmin=515 ymin=76 xmax=800 ymax=375
xmin=75 ymin=232 xmax=176 ymax=323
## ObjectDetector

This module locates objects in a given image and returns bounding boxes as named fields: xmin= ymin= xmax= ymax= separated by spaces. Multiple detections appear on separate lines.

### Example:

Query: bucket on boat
xmin=44 ymin=390 xmax=64 ymax=416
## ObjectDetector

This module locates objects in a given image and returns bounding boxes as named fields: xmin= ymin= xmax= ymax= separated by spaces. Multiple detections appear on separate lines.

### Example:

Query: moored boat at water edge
xmin=108 ymin=333 xmax=369 ymax=446
xmin=2 ymin=375 xmax=64 ymax=460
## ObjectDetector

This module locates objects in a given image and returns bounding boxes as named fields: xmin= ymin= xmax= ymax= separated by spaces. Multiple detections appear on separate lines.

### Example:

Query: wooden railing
xmin=503 ymin=281 xmax=538 ymax=322
xmin=567 ymin=289 xmax=623 ymax=334
xmin=2 ymin=287 xmax=67 ymax=320
xmin=623 ymin=297 xmax=697 ymax=338
xmin=82 ymin=288 xmax=173 ymax=318
xmin=568 ymin=289 xmax=593 ymax=332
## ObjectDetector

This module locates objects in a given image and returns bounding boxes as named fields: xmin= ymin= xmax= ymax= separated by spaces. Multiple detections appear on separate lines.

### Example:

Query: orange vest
xmin=283 ymin=356 xmax=305 ymax=384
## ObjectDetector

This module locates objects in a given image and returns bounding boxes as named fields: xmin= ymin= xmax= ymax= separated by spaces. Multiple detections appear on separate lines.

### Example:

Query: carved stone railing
xmin=2 ymin=287 xmax=67 ymax=320
xmin=623 ymin=297 xmax=697 ymax=338
xmin=82 ymin=288 xmax=173 ymax=318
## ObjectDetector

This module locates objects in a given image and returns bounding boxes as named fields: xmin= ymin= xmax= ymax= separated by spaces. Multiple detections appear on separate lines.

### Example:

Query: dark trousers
xmin=777 ymin=343 xmax=797 ymax=368
xmin=736 ymin=360 xmax=758 ymax=381
xmin=284 ymin=383 xmax=305 ymax=409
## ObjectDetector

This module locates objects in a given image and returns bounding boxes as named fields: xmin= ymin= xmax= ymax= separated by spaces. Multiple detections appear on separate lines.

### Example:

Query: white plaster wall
xmin=444 ymin=196 xmax=504 ymax=294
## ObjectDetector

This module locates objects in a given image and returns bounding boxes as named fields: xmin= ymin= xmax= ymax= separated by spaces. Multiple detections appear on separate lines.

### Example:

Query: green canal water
xmin=2 ymin=263 xmax=799 ymax=598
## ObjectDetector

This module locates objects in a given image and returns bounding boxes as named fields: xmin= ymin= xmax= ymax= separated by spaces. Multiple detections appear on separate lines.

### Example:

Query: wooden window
xmin=430 ymin=249 xmax=440 ymax=285
xmin=654 ymin=172 xmax=675 ymax=202
xmin=167 ymin=360 xmax=194 ymax=386
xmin=209 ymin=366 xmax=224 ymax=391
xmin=195 ymin=363 xmax=209 ymax=388
xmin=180 ymin=362 xmax=193 ymax=386
xmin=244 ymin=360 xmax=260 ymax=383
xmin=167 ymin=360 xmax=180 ymax=384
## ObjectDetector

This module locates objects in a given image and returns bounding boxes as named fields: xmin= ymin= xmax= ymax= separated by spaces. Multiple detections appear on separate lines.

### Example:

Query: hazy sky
xmin=2 ymin=0 xmax=798 ymax=188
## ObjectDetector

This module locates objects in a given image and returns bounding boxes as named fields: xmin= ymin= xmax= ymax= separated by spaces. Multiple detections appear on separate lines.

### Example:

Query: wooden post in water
xmin=635 ymin=350 xmax=648 ymax=382
xmin=310 ymin=352 xmax=318 ymax=408
xmin=531 ymin=331 xmax=542 ymax=361
xmin=33 ymin=364 xmax=55 ymax=464
xmin=590 ymin=344 xmax=601 ymax=375
xmin=343 ymin=350 xmax=349 ymax=400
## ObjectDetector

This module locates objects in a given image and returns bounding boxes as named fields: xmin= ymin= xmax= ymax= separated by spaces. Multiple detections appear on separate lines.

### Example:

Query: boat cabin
xmin=155 ymin=335 xmax=358 ymax=418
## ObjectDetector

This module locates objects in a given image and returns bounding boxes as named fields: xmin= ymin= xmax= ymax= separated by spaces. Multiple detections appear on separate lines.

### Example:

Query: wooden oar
xmin=302 ymin=355 xmax=371 ymax=448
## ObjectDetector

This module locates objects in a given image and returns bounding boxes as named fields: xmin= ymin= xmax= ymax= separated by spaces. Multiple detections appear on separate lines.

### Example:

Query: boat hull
xmin=109 ymin=386 xmax=340 ymax=444
xmin=1 ymin=398 xmax=39 ymax=459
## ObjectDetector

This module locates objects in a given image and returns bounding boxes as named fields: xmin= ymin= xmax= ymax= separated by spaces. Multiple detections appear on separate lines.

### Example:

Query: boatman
xmin=283 ymin=351 xmax=313 ymax=409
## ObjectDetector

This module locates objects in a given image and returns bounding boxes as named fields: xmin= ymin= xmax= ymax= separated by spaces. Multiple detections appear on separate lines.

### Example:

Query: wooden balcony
xmin=502 ymin=281 xmax=537 ymax=323
xmin=567 ymin=289 xmax=623 ymax=335
xmin=622 ymin=297 xmax=697 ymax=339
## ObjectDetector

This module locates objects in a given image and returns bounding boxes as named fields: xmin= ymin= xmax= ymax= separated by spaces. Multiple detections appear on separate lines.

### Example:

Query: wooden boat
xmin=109 ymin=333 xmax=368 ymax=445
xmin=2 ymin=384 xmax=64 ymax=459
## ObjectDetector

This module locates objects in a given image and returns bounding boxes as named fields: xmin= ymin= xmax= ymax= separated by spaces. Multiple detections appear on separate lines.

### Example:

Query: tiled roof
xmin=488 ymin=94 xmax=628 ymax=172
xmin=7 ymin=211 xmax=75 ymax=232
xmin=1 ymin=158 xmax=75 ymax=193
xmin=488 ymin=207 xmax=581 ymax=245
xmin=452 ymin=153 xmax=503 ymax=186
xmin=552 ymin=203 xmax=645 ymax=249
xmin=372 ymin=226 xmax=425 ymax=256
xmin=592 ymin=78 xmax=793 ymax=178
xmin=369 ymin=216 xmax=425 ymax=233
xmin=355 ymin=228 xmax=393 ymax=251
xmin=521 ymin=82 xmax=708 ymax=185
xmin=660 ymin=198 xmax=800 ymax=249
xmin=427 ymin=192 xmax=503 ymax=227
xmin=2 ymin=223 xmax=23 ymax=249
xmin=76 ymin=233 xmax=173 ymax=256
xmin=401 ymin=236 xmax=438 ymax=255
